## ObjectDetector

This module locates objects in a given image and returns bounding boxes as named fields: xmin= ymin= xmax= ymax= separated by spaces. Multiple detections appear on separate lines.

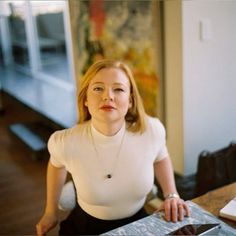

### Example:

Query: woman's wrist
xmin=164 ymin=192 xmax=180 ymax=200
xmin=45 ymin=205 xmax=58 ymax=215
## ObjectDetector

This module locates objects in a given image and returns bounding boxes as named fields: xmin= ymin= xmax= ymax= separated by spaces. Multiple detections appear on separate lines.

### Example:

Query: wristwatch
xmin=165 ymin=193 xmax=180 ymax=199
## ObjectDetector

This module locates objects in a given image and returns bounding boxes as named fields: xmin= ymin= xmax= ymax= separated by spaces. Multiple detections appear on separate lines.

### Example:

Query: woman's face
xmin=85 ymin=68 xmax=132 ymax=125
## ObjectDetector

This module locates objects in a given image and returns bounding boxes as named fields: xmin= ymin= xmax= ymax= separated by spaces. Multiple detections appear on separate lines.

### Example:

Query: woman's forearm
xmin=154 ymin=156 xmax=191 ymax=222
xmin=154 ymin=156 xmax=178 ymax=198
xmin=45 ymin=161 xmax=67 ymax=214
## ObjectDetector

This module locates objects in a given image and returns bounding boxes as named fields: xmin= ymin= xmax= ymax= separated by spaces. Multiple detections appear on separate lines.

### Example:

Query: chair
xmin=58 ymin=180 xmax=76 ymax=211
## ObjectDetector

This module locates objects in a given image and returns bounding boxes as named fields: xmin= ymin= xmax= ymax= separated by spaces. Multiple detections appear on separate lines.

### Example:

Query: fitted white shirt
xmin=49 ymin=116 xmax=168 ymax=220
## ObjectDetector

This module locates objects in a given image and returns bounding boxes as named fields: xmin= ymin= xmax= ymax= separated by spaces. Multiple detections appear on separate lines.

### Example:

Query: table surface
xmin=103 ymin=201 xmax=236 ymax=235
xmin=102 ymin=183 xmax=236 ymax=235
xmin=192 ymin=182 xmax=236 ymax=228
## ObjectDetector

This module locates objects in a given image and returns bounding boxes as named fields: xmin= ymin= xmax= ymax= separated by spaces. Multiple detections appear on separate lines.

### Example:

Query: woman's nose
xmin=102 ymin=89 xmax=114 ymax=101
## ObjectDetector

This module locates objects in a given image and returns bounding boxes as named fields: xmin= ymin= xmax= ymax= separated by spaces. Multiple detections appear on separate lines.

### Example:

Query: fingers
xmin=170 ymin=199 xmax=178 ymax=222
xmin=36 ymin=214 xmax=58 ymax=236
xmin=164 ymin=200 xmax=171 ymax=221
xmin=36 ymin=222 xmax=54 ymax=236
xmin=183 ymin=202 xmax=191 ymax=217
xmin=177 ymin=203 xmax=184 ymax=221
xmin=163 ymin=198 xmax=190 ymax=222
xmin=36 ymin=223 xmax=49 ymax=236
xmin=36 ymin=223 xmax=45 ymax=236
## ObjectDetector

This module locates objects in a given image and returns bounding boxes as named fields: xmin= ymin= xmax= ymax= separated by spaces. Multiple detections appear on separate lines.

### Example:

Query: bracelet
xmin=165 ymin=193 xmax=180 ymax=199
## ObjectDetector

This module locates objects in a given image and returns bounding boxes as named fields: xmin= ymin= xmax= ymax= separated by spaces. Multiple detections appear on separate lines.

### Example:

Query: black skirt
xmin=59 ymin=203 xmax=148 ymax=235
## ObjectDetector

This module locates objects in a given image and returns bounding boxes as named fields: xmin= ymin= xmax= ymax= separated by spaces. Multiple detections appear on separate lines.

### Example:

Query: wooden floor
xmin=0 ymin=92 xmax=68 ymax=235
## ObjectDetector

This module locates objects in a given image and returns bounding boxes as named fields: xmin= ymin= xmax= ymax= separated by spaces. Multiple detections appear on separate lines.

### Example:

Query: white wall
xmin=182 ymin=0 xmax=236 ymax=174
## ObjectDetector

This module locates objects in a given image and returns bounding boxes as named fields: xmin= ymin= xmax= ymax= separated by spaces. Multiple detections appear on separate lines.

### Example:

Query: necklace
xmin=89 ymin=123 xmax=125 ymax=179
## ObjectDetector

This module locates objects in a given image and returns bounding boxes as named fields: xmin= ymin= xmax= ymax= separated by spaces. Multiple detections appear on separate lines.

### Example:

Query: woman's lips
xmin=100 ymin=105 xmax=115 ymax=111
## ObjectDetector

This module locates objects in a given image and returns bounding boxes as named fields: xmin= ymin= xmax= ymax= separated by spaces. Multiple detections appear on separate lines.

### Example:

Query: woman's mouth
xmin=100 ymin=105 xmax=115 ymax=111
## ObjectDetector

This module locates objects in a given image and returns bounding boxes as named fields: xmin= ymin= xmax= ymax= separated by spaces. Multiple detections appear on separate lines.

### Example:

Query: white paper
xmin=219 ymin=197 xmax=236 ymax=221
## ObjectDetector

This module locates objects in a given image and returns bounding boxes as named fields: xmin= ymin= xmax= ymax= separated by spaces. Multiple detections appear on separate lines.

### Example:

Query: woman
xmin=36 ymin=59 xmax=190 ymax=235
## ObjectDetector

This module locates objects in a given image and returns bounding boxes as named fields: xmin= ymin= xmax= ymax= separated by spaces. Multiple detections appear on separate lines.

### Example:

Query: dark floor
xmin=0 ymin=91 xmax=68 ymax=235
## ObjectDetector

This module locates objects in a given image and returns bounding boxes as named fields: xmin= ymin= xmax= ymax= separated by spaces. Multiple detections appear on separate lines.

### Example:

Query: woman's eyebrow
xmin=113 ymin=82 xmax=127 ymax=86
xmin=91 ymin=82 xmax=128 ymax=87
xmin=91 ymin=82 xmax=104 ymax=86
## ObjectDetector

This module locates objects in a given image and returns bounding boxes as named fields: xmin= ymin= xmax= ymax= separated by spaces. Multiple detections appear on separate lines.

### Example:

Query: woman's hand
xmin=36 ymin=212 xmax=58 ymax=236
xmin=157 ymin=197 xmax=190 ymax=222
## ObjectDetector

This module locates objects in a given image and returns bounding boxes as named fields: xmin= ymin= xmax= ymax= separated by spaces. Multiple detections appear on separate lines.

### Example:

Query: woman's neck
xmin=91 ymin=119 xmax=125 ymax=136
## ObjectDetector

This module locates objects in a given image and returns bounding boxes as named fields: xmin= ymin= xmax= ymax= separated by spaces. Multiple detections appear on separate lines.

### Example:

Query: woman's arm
xmin=45 ymin=161 xmax=67 ymax=214
xmin=154 ymin=156 xmax=190 ymax=222
xmin=154 ymin=156 xmax=178 ymax=197
xmin=36 ymin=161 xmax=67 ymax=236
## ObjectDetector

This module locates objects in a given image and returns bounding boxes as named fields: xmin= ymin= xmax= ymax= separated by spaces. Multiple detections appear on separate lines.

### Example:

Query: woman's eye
xmin=114 ymin=88 xmax=125 ymax=92
xmin=93 ymin=87 xmax=103 ymax=91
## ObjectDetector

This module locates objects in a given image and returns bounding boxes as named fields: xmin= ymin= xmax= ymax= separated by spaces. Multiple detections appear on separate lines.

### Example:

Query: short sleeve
xmin=48 ymin=131 xmax=65 ymax=168
xmin=155 ymin=143 xmax=169 ymax=162
xmin=148 ymin=117 xmax=169 ymax=163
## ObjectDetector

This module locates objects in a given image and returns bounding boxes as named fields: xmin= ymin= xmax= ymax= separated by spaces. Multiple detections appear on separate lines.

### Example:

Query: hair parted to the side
xmin=77 ymin=59 xmax=146 ymax=133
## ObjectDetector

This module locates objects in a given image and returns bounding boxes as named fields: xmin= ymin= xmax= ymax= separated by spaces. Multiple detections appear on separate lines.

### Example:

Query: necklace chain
xmin=89 ymin=124 xmax=125 ymax=179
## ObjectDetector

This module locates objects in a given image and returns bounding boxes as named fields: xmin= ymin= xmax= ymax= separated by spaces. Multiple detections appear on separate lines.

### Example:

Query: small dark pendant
xmin=107 ymin=174 xmax=112 ymax=179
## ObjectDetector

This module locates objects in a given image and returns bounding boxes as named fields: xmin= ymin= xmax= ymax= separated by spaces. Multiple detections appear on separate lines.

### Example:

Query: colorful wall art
xmin=77 ymin=0 xmax=162 ymax=117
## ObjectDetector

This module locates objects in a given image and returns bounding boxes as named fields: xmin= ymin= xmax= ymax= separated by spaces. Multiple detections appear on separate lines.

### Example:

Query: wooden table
xmin=192 ymin=182 xmax=236 ymax=229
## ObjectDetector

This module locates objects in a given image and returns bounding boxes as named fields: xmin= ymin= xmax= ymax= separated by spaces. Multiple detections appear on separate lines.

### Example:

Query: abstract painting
xmin=76 ymin=0 xmax=162 ymax=117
